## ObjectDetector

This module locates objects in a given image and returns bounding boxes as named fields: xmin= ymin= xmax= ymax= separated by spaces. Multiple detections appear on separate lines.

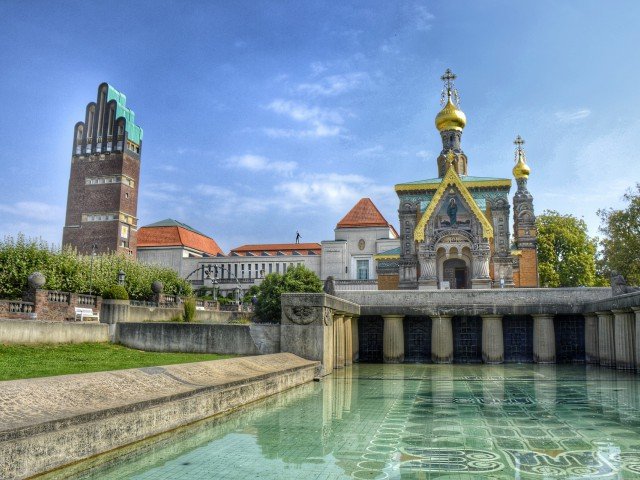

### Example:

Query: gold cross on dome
xmin=441 ymin=69 xmax=457 ymax=90
xmin=440 ymin=69 xmax=460 ymax=106
xmin=514 ymin=135 xmax=525 ymax=149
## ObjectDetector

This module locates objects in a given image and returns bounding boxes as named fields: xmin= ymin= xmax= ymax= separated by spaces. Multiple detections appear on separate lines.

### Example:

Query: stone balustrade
xmin=0 ymin=289 xmax=102 ymax=322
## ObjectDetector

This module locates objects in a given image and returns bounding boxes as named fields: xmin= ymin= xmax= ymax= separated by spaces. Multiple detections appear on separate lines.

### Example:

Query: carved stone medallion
xmin=283 ymin=305 xmax=318 ymax=325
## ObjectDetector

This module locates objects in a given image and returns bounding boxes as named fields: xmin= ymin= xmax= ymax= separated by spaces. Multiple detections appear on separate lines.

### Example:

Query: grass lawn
xmin=0 ymin=343 xmax=236 ymax=381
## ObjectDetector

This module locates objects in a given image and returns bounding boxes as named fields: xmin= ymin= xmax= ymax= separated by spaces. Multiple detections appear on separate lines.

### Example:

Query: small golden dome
xmin=513 ymin=150 xmax=531 ymax=179
xmin=435 ymin=97 xmax=467 ymax=132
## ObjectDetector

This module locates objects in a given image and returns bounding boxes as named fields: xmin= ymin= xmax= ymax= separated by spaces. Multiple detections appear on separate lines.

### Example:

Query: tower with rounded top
xmin=511 ymin=135 xmax=538 ymax=287
xmin=435 ymin=69 xmax=469 ymax=177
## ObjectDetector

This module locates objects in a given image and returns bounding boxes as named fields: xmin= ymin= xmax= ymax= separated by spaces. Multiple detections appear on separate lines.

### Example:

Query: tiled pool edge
xmin=0 ymin=353 xmax=318 ymax=480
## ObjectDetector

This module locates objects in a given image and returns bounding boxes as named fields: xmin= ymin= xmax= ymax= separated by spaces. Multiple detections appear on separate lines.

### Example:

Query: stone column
xmin=532 ymin=314 xmax=555 ymax=364
xmin=352 ymin=316 xmax=359 ymax=363
xmin=382 ymin=315 xmax=404 ymax=363
xmin=481 ymin=315 xmax=504 ymax=364
xmin=344 ymin=315 xmax=353 ymax=366
xmin=633 ymin=308 xmax=640 ymax=372
xmin=613 ymin=309 xmax=635 ymax=370
xmin=584 ymin=313 xmax=599 ymax=364
xmin=334 ymin=313 xmax=345 ymax=369
xmin=597 ymin=311 xmax=615 ymax=368
xmin=432 ymin=315 xmax=453 ymax=363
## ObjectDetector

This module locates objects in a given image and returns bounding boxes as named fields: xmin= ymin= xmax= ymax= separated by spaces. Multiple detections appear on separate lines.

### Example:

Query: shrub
xmin=183 ymin=297 xmax=196 ymax=323
xmin=0 ymin=234 xmax=192 ymax=300
xmin=102 ymin=285 xmax=129 ymax=300
xmin=254 ymin=265 xmax=322 ymax=323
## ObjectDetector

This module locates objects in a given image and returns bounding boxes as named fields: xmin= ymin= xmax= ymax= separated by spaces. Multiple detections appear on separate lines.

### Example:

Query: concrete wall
xmin=0 ymin=320 xmax=109 ymax=344
xmin=583 ymin=290 xmax=640 ymax=313
xmin=116 ymin=322 xmax=280 ymax=355
xmin=100 ymin=300 xmax=247 ymax=325
xmin=0 ymin=354 xmax=317 ymax=479
xmin=127 ymin=304 xmax=240 ymax=323
xmin=337 ymin=288 xmax=612 ymax=316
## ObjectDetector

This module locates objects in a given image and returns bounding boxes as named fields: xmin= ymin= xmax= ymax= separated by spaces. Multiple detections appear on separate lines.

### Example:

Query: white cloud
xmin=310 ymin=61 xmax=328 ymax=76
xmin=265 ymin=99 xmax=346 ymax=138
xmin=297 ymin=72 xmax=369 ymax=96
xmin=355 ymin=145 xmax=384 ymax=157
xmin=414 ymin=5 xmax=435 ymax=31
xmin=0 ymin=201 xmax=64 ymax=222
xmin=554 ymin=109 xmax=591 ymax=122
xmin=146 ymin=182 xmax=181 ymax=193
xmin=227 ymin=154 xmax=297 ymax=175
xmin=275 ymin=173 xmax=391 ymax=212
xmin=416 ymin=150 xmax=432 ymax=159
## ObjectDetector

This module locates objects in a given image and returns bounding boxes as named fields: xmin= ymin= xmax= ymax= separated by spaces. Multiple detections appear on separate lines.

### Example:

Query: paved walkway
xmin=0 ymin=353 xmax=313 ymax=433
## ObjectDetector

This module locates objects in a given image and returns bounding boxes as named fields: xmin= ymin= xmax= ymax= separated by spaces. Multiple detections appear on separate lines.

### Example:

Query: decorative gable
xmin=414 ymin=165 xmax=494 ymax=241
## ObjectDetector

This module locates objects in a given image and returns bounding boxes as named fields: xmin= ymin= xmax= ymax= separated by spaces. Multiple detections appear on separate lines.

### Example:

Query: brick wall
xmin=378 ymin=274 xmax=399 ymax=290
xmin=518 ymin=249 xmax=538 ymax=287
xmin=62 ymin=150 xmax=140 ymax=257
xmin=17 ymin=289 xmax=102 ymax=322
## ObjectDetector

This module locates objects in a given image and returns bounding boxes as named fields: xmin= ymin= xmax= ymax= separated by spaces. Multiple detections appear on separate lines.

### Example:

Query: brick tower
xmin=62 ymin=83 xmax=143 ymax=257
xmin=511 ymin=135 xmax=539 ymax=287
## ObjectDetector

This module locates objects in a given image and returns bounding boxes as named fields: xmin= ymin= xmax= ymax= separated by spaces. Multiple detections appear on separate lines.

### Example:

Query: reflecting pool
xmin=58 ymin=364 xmax=640 ymax=479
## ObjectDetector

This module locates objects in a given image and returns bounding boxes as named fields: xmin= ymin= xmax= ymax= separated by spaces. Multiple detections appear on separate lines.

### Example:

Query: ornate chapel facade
xmin=376 ymin=70 xmax=538 ymax=289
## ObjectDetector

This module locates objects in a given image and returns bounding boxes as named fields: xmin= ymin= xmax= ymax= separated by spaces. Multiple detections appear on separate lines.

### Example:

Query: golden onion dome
xmin=512 ymin=149 xmax=531 ymax=179
xmin=435 ymin=97 xmax=467 ymax=132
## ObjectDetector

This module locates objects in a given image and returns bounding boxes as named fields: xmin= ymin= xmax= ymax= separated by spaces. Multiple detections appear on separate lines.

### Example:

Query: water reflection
xmin=57 ymin=364 xmax=640 ymax=479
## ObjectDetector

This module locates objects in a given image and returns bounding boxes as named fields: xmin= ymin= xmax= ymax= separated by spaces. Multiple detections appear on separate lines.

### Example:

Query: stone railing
xmin=0 ymin=300 xmax=36 ymax=319
xmin=334 ymin=280 xmax=378 ymax=291
xmin=9 ymin=301 xmax=34 ymax=314
xmin=77 ymin=294 xmax=98 ymax=307
xmin=47 ymin=291 xmax=71 ymax=303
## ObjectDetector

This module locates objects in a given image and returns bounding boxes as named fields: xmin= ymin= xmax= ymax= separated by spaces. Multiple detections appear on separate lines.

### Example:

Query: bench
xmin=74 ymin=307 xmax=99 ymax=322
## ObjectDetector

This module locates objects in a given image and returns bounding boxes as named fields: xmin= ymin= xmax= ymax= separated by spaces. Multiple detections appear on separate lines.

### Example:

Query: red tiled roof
xmin=138 ymin=226 xmax=223 ymax=256
xmin=337 ymin=198 xmax=397 ymax=235
xmin=230 ymin=243 xmax=322 ymax=256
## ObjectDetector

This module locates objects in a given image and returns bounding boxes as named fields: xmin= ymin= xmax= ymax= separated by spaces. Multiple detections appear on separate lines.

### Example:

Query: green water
xmin=64 ymin=364 xmax=640 ymax=479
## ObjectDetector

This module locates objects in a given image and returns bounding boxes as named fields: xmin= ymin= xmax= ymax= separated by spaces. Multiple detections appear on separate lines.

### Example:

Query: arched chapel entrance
xmin=442 ymin=258 xmax=469 ymax=289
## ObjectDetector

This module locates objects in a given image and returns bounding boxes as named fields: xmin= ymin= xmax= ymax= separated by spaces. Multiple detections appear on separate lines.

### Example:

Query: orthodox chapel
xmin=376 ymin=69 xmax=538 ymax=289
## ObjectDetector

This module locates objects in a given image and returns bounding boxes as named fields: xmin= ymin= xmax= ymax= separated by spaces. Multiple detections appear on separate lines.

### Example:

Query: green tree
xmin=536 ymin=210 xmax=598 ymax=287
xmin=254 ymin=265 xmax=322 ymax=323
xmin=598 ymin=184 xmax=640 ymax=285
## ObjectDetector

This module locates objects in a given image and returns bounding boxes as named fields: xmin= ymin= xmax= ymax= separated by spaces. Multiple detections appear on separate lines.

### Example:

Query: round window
xmin=358 ymin=239 xmax=365 ymax=251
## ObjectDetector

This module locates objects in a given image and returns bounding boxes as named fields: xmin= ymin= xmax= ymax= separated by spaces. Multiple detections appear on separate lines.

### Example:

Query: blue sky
xmin=1 ymin=1 xmax=638 ymax=251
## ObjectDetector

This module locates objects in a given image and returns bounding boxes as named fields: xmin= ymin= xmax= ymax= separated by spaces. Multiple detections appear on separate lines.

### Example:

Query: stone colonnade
xmin=586 ymin=308 xmax=639 ymax=371
xmin=374 ymin=313 xmax=565 ymax=365
xmin=332 ymin=313 xmax=359 ymax=369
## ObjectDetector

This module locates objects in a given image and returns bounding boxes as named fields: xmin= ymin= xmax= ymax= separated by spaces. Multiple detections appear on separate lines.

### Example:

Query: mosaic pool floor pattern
xmin=59 ymin=364 xmax=640 ymax=479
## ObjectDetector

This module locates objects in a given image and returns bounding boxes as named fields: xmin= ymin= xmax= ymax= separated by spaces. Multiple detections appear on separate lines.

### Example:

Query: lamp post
xmin=118 ymin=270 xmax=126 ymax=286
xmin=88 ymin=243 xmax=97 ymax=296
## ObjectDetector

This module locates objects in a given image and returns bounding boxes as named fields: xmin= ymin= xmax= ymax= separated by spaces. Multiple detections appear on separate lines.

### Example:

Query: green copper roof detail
xmin=107 ymin=84 xmax=143 ymax=145
xmin=378 ymin=247 xmax=401 ymax=256
xmin=397 ymin=175 xmax=509 ymax=186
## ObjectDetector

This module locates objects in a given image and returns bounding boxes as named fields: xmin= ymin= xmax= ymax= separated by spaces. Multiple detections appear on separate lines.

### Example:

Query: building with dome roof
xmin=376 ymin=69 xmax=538 ymax=290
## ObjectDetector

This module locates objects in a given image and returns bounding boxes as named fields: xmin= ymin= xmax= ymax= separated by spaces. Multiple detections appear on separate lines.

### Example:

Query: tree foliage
xmin=254 ymin=265 xmax=323 ymax=323
xmin=0 ymin=234 xmax=192 ymax=300
xmin=598 ymin=184 xmax=640 ymax=285
xmin=536 ymin=210 xmax=598 ymax=287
